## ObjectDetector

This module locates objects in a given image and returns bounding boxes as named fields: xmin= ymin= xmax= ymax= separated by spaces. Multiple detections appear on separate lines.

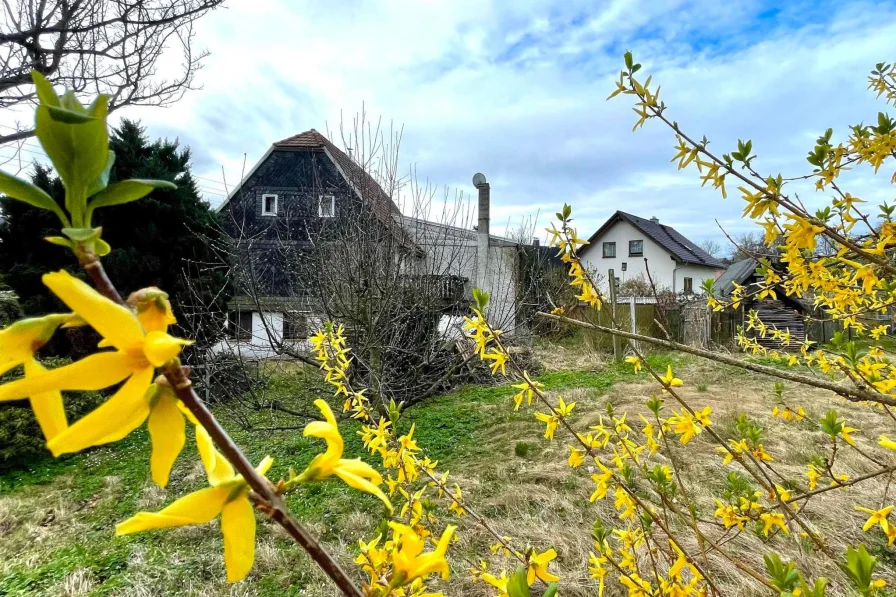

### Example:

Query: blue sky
xmin=3 ymin=0 xmax=896 ymax=254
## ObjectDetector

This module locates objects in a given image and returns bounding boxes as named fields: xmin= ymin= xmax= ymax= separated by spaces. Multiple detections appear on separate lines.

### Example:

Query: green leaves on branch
xmin=86 ymin=179 xmax=176 ymax=221
xmin=32 ymin=72 xmax=111 ymax=224
xmin=764 ymin=553 xmax=828 ymax=597
xmin=843 ymin=545 xmax=883 ymax=596
xmin=472 ymin=288 xmax=490 ymax=311
xmin=764 ymin=553 xmax=800 ymax=594
xmin=806 ymin=128 xmax=834 ymax=168
xmin=0 ymin=71 xmax=177 ymax=256
xmin=623 ymin=51 xmax=642 ymax=74
xmin=725 ymin=138 xmax=755 ymax=169
xmin=0 ymin=169 xmax=68 ymax=224
xmin=818 ymin=410 xmax=846 ymax=441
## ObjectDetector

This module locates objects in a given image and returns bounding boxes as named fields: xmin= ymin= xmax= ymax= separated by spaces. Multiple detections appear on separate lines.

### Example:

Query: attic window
xmin=261 ymin=194 xmax=278 ymax=216
xmin=318 ymin=194 xmax=335 ymax=218
xmin=629 ymin=240 xmax=643 ymax=256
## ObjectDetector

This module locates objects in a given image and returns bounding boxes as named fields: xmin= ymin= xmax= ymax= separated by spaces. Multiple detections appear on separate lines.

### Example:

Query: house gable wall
xmin=580 ymin=219 xmax=720 ymax=293
xmin=221 ymin=149 xmax=356 ymax=242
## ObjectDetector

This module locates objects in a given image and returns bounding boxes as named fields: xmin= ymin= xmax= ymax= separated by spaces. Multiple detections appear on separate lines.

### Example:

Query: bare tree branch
xmin=0 ymin=0 xmax=223 ymax=145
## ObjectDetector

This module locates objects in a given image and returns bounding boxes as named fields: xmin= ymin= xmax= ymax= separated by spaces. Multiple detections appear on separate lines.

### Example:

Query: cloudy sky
xmin=4 ymin=0 xmax=896 ymax=253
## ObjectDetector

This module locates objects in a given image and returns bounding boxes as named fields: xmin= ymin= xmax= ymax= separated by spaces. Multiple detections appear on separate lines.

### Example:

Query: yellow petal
xmin=313 ymin=399 xmax=338 ymax=426
xmin=221 ymin=496 xmax=257 ymax=582
xmin=303 ymin=420 xmax=344 ymax=463
xmin=42 ymin=271 xmax=144 ymax=350
xmin=0 ymin=314 xmax=70 ymax=372
xmin=335 ymin=457 xmax=383 ymax=485
xmin=46 ymin=367 xmax=154 ymax=456
xmin=116 ymin=486 xmax=230 ymax=535
xmin=148 ymin=391 xmax=186 ymax=488
xmin=334 ymin=465 xmax=392 ymax=511
xmin=176 ymin=400 xmax=200 ymax=426
xmin=142 ymin=331 xmax=190 ymax=367
xmin=0 ymin=351 xmax=133 ymax=401
xmin=196 ymin=424 xmax=235 ymax=485
xmin=880 ymin=435 xmax=896 ymax=451
xmin=24 ymin=359 xmax=67 ymax=440
xmin=255 ymin=455 xmax=274 ymax=477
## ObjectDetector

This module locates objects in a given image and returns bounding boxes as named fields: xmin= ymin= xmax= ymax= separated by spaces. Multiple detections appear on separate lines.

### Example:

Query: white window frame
xmin=318 ymin=194 xmax=335 ymax=218
xmin=261 ymin=193 xmax=278 ymax=216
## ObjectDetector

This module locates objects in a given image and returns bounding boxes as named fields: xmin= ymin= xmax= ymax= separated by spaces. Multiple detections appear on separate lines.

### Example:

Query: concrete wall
xmin=580 ymin=219 xmax=719 ymax=293
xmin=212 ymin=311 xmax=324 ymax=360
xmin=402 ymin=216 xmax=520 ymax=333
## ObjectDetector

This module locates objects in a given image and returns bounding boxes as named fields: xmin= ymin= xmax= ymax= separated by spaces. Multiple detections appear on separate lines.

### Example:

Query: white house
xmin=579 ymin=211 xmax=724 ymax=294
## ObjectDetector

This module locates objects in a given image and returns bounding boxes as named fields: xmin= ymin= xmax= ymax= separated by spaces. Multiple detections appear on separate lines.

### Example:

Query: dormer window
xmin=261 ymin=194 xmax=278 ymax=216
xmin=318 ymin=194 xmax=335 ymax=218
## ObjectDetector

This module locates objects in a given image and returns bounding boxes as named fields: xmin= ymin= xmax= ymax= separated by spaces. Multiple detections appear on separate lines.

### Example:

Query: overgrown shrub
xmin=0 ymin=357 xmax=103 ymax=470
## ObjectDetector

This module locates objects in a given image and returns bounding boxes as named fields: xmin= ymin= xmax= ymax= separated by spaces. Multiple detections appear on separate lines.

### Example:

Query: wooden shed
xmin=714 ymin=258 xmax=808 ymax=351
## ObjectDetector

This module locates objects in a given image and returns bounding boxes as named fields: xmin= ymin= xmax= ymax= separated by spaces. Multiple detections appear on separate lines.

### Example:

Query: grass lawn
xmin=1 ymin=342 xmax=895 ymax=596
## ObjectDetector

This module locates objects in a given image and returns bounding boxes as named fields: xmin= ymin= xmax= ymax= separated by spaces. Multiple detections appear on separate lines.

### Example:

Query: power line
xmin=193 ymin=174 xmax=227 ymax=187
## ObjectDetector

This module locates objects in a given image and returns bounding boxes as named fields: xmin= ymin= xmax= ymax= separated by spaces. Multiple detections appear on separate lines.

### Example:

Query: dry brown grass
xmin=430 ymin=358 xmax=896 ymax=597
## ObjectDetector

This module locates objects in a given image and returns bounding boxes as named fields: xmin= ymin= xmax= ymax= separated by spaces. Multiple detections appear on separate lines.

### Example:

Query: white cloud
xmin=4 ymin=0 xmax=896 ymax=258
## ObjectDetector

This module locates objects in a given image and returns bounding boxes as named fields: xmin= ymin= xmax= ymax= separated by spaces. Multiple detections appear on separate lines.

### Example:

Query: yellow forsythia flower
xmin=0 ymin=271 xmax=189 ymax=455
xmin=855 ymin=505 xmax=893 ymax=533
xmin=840 ymin=425 xmax=859 ymax=447
xmin=527 ymin=548 xmax=560 ymax=584
xmin=568 ymin=446 xmax=585 ymax=468
xmin=624 ymin=355 xmax=642 ymax=374
xmin=0 ymin=313 xmax=72 ymax=440
xmin=389 ymin=522 xmax=456 ymax=585
xmin=659 ymin=365 xmax=683 ymax=390
xmin=33 ymin=282 xmax=192 ymax=487
xmin=482 ymin=570 xmax=510 ymax=596
xmin=759 ymin=512 xmax=789 ymax=536
xmin=296 ymin=399 xmax=391 ymax=510
xmin=116 ymin=426 xmax=273 ymax=582
xmin=482 ymin=349 xmax=508 ymax=376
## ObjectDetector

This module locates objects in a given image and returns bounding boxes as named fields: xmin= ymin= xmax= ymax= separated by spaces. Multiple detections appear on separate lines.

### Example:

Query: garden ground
xmin=1 ymin=339 xmax=895 ymax=596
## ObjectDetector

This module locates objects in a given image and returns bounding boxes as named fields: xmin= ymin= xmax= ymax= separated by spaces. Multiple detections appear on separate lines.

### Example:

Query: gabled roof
xmin=219 ymin=129 xmax=417 ymax=251
xmin=713 ymin=257 xmax=758 ymax=296
xmin=582 ymin=211 xmax=725 ymax=268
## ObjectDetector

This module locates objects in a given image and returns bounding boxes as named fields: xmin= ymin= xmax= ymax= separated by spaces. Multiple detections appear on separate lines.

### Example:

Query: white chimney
xmin=650 ymin=216 xmax=659 ymax=224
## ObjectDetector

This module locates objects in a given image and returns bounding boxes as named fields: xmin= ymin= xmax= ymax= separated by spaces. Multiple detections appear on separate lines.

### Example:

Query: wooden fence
xmin=569 ymin=298 xmax=743 ymax=353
